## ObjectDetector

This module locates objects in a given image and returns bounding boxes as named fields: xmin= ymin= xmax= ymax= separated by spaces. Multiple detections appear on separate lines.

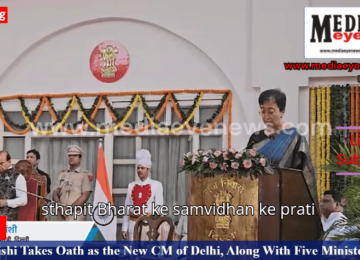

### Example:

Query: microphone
xmin=244 ymin=141 xmax=255 ymax=150
xmin=10 ymin=186 xmax=55 ymax=204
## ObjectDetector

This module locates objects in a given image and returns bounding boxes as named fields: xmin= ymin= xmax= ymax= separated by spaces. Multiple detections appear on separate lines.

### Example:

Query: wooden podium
xmin=188 ymin=168 xmax=321 ymax=241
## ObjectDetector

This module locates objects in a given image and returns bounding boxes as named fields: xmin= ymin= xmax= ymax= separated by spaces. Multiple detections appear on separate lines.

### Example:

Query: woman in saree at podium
xmin=246 ymin=89 xmax=318 ymax=205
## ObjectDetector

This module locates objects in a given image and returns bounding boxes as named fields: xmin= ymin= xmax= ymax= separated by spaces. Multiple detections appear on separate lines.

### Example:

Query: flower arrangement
xmin=180 ymin=147 xmax=273 ymax=178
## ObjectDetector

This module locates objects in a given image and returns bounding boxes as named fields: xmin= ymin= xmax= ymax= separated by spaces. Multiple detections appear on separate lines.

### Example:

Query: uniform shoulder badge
xmin=88 ymin=175 xmax=93 ymax=182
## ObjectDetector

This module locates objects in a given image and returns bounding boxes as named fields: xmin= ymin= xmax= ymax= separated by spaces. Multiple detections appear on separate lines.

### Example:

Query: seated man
xmin=0 ymin=151 xmax=27 ymax=221
xmin=320 ymin=190 xmax=355 ymax=240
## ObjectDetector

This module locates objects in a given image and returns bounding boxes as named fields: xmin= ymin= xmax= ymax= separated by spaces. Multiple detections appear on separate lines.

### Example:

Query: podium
xmin=14 ymin=160 xmax=48 ymax=221
xmin=188 ymin=168 xmax=322 ymax=241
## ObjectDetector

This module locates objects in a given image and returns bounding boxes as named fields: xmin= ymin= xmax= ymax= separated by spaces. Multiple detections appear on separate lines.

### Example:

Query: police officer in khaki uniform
xmin=52 ymin=145 xmax=93 ymax=221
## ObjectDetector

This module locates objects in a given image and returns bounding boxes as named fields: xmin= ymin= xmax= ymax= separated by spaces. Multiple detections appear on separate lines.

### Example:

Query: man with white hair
xmin=121 ymin=149 xmax=164 ymax=240
xmin=0 ymin=151 xmax=27 ymax=221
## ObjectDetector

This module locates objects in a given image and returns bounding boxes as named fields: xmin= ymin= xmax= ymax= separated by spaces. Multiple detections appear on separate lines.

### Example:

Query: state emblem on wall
xmin=90 ymin=41 xmax=130 ymax=83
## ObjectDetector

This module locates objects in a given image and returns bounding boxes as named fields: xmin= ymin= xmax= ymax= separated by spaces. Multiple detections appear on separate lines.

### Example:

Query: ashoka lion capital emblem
xmin=90 ymin=41 xmax=129 ymax=83
xmin=100 ymin=45 xmax=119 ymax=78
xmin=214 ymin=190 xmax=234 ymax=229
xmin=214 ymin=189 xmax=234 ymax=207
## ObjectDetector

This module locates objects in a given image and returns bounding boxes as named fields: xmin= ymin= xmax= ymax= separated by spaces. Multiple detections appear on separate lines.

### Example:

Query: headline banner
xmin=0 ymin=241 xmax=358 ymax=259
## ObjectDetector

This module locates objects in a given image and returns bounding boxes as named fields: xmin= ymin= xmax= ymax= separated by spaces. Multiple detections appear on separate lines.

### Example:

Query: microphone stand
xmin=10 ymin=186 xmax=66 ymax=206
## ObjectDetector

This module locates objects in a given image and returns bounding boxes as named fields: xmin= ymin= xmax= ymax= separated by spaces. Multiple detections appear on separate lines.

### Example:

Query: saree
xmin=247 ymin=127 xmax=318 ymax=207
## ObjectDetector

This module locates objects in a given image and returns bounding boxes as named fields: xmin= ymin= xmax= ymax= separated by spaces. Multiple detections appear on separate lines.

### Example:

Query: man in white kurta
xmin=322 ymin=211 xmax=348 ymax=240
xmin=121 ymin=149 xmax=164 ymax=241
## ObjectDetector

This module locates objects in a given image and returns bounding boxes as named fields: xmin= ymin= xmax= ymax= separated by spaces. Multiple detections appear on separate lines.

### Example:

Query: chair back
xmin=15 ymin=160 xmax=48 ymax=221
xmin=133 ymin=215 xmax=175 ymax=241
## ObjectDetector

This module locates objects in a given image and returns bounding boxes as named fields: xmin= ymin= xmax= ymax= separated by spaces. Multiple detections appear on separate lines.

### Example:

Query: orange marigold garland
xmin=171 ymin=93 xmax=231 ymax=133
xmin=326 ymin=86 xmax=331 ymax=190
xmin=45 ymin=96 xmax=103 ymax=134
xmin=316 ymin=87 xmax=322 ymax=199
xmin=0 ymin=90 xmax=233 ymax=148
xmin=0 ymin=98 xmax=46 ymax=135
xmin=321 ymin=87 xmax=326 ymax=196
xmin=0 ymin=89 xmax=231 ymax=101
xmin=106 ymin=94 xmax=170 ymax=134
xmin=310 ymin=87 xmax=317 ymax=196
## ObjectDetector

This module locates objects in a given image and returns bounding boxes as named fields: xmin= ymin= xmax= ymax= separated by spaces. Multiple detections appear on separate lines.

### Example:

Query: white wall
xmin=1 ymin=0 xmax=360 ymax=148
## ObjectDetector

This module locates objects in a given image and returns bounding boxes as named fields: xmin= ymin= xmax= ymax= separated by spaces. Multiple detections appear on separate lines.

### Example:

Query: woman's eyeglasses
xmin=259 ymin=109 xmax=279 ymax=117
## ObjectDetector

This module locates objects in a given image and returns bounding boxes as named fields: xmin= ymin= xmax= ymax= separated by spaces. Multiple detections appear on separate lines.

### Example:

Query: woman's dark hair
xmin=258 ymin=89 xmax=286 ymax=112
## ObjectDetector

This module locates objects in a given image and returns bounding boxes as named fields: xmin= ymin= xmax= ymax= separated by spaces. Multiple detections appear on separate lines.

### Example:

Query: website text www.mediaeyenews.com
xmin=284 ymin=60 xmax=360 ymax=72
